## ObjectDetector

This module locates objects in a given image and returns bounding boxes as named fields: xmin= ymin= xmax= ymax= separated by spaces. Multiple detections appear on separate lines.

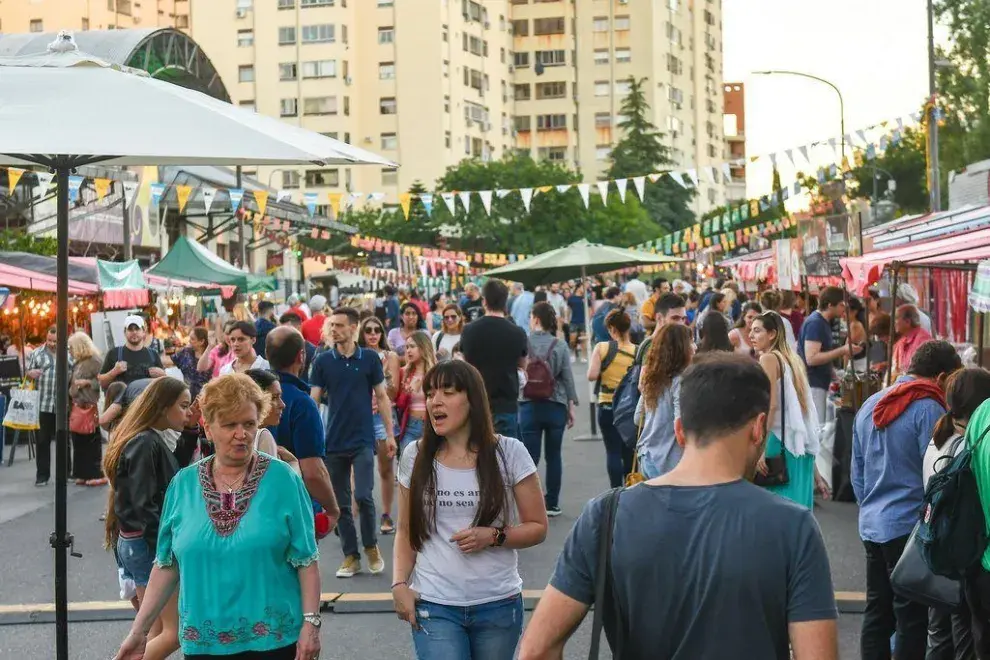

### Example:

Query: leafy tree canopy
xmin=846 ymin=126 xmax=929 ymax=215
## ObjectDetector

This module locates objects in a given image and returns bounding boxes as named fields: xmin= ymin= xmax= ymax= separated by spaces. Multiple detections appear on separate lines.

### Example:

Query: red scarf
xmin=872 ymin=379 xmax=946 ymax=429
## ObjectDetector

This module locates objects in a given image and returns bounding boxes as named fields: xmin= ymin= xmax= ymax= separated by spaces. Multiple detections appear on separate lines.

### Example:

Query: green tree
xmin=606 ymin=76 xmax=694 ymax=234
xmin=0 ymin=230 xmax=57 ymax=256
xmin=846 ymin=126 xmax=929 ymax=214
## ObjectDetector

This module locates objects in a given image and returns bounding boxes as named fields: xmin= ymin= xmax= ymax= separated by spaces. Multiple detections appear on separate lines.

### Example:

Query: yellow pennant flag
xmin=7 ymin=167 xmax=25 ymax=191
xmin=94 ymin=178 xmax=111 ymax=200
xmin=537 ymin=186 xmax=552 ymax=194
xmin=750 ymin=200 xmax=759 ymax=217
xmin=254 ymin=190 xmax=269 ymax=216
xmin=175 ymin=185 xmax=193 ymax=212
xmin=399 ymin=193 xmax=412 ymax=220
xmin=327 ymin=192 xmax=343 ymax=218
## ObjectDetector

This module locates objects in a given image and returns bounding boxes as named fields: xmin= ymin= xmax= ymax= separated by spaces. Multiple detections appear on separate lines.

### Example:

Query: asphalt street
xmin=0 ymin=360 xmax=868 ymax=659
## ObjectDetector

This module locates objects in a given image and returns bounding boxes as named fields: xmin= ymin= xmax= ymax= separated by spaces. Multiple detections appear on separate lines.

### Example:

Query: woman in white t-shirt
xmin=392 ymin=360 xmax=548 ymax=659
xmin=431 ymin=303 xmax=464 ymax=362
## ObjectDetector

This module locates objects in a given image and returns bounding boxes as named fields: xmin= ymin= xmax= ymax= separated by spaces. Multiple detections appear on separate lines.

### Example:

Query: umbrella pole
xmin=575 ymin=266 xmax=600 ymax=441
xmin=53 ymin=163 xmax=74 ymax=660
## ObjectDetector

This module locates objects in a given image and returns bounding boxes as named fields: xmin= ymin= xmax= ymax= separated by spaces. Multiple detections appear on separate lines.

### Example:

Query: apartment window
xmin=666 ymin=22 xmax=682 ymax=45
xmin=464 ymin=35 xmax=486 ymax=56
xmin=445 ymin=131 xmax=451 ymax=148
xmin=236 ymin=0 xmax=253 ymax=10
xmin=380 ymin=97 xmax=397 ymax=114
xmin=594 ymin=81 xmax=609 ymax=97
xmin=667 ymin=86 xmax=684 ymax=104
xmin=536 ymin=114 xmax=566 ymax=130
xmin=595 ymin=113 xmax=612 ymax=128
xmin=500 ymin=47 xmax=506 ymax=63
xmin=279 ymin=63 xmax=298 ymax=80
xmin=704 ymin=9 xmax=716 ymax=25
xmin=444 ymin=95 xmax=450 ymax=112
xmin=302 ymin=60 xmax=336 ymax=78
xmin=614 ymin=81 xmax=631 ymax=95
xmin=596 ymin=146 xmax=612 ymax=160
xmin=464 ymin=68 xmax=483 ymax=91
xmin=236 ymin=65 xmax=254 ymax=83
xmin=513 ymin=52 xmax=530 ymax=68
xmin=592 ymin=17 xmax=608 ymax=32
xmin=381 ymin=168 xmax=398 ymax=185
xmin=666 ymin=116 xmax=684 ymax=134
xmin=668 ymin=0 xmax=679 ymax=9
xmin=535 ymin=50 xmax=565 ymax=67
xmin=280 ymin=98 xmax=298 ymax=117
xmin=380 ymin=133 xmax=398 ymax=150
xmin=301 ymin=0 xmax=335 ymax=5
xmin=511 ymin=19 xmax=528 ymax=36
xmin=614 ymin=16 xmax=630 ymax=30
xmin=239 ymin=100 xmax=256 ymax=112
xmin=463 ymin=0 xmax=483 ymax=22
xmin=379 ymin=62 xmax=395 ymax=80
xmin=538 ymin=147 xmax=567 ymax=162
xmin=282 ymin=171 xmax=301 ymax=188
xmin=278 ymin=0 xmax=295 ymax=8
xmin=301 ymin=24 xmax=334 ymax=43
xmin=667 ymin=54 xmax=682 ymax=74
xmin=708 ymin=144 xmax=718 ymax=158
xmin=594 ymin=50 xmax=608 ymax=65
xmin=708 ymin=188 xmax=717 ymax=204
xmin=81 ymin=18 xmax=89 ymax=30
xmin=615 ymin=48 xmax=631 ymax=64
xmin=533 ymin=17 xmax=565 ymax=35
xmin=514 ymin=116 xmax=532 ymax=131
xmin=706 ymin=98 xmax=717 ymax=114
xmin=303 ymin=96 xmax=337 ymax=115
xmin=305 ymin=169 xmax=340 ymax=187
xmin=443 ymin=60 xmax=449 ymax=77
xmin=278 ymin=27 xmax=296 ymax=45
xmin=471 ymin=138 xmax=484 ymax=157
xmin=237 ymin=29 xmax=254 ymax=47
xmin=535 ymin=81 xmax=566 ymax=100
xmin=514 ymin=84 xmax=531 ymax=101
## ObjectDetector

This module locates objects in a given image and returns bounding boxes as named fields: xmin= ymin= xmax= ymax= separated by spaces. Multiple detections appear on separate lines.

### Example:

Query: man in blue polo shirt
xmin=265 ymin=326 xmax=338 ymax=523
xmin=311 ymin=307 xmax=396 ymax=579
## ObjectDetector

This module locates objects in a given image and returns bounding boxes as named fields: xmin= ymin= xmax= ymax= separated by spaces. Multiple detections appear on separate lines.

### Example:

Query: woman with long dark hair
xmin=698 ymin=308 xmax=733 ymax=353
xmin=392 ymin=361 xmax=548 ymax=659
xmin=587 ymin=308 xmax=637 ymax=488
xmin=635 ymin=324 xmax=694 ymax=478
xmin=388 ymin=302 xmax=426 ymax=360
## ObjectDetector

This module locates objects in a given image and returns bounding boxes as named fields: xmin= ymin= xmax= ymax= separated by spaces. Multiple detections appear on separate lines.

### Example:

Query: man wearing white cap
xmin=98 ymin=315 xmax=164 ymax=389
xmin=896 ymin=283 xmax=933 ymax=335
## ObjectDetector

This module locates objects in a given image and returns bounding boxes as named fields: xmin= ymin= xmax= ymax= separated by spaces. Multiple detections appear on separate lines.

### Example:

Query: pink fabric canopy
xmin=841 ymin=226 xmax=990 ymax=295
xmin=0 ymin=263 xmax=98 ymax=294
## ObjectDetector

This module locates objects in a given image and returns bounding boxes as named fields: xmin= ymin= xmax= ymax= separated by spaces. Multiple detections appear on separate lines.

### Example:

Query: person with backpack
xmin=852 ymin=340 xmax=962 ymax=660
xmin=520 ymin=302 xmax=579 ymax=518
xmin=587 ymin=309 xmax=637 ymax=488
xmin=590 ymin=286 xmax=622 ymax=345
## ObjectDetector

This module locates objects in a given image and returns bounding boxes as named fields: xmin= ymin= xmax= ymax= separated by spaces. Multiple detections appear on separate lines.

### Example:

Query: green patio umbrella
xmin=485 ymin=239 xmax=682 ymax=438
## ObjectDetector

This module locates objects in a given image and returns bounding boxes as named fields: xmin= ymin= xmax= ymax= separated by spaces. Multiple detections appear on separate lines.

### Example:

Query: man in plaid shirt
xmin=25 ymin=325 xmax=69 ymax=487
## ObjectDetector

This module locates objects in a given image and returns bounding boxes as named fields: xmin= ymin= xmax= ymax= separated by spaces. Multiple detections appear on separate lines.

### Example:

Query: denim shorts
xmin=412 ymin=593 xmax=523 ymax=660
xmin=116 ymin=536 xmax=154 ymax=587
xmin=400 ymin=417 xmax=425 ymax=454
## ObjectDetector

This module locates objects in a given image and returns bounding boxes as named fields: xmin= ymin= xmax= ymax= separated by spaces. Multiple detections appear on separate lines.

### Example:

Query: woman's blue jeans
xmin=519 ymin=400 xmax=566 ymax=508
xmin=598 ymin=404 xmax=632 ymax=488
xmin=411 ymin=593 xmax=523 ymax=660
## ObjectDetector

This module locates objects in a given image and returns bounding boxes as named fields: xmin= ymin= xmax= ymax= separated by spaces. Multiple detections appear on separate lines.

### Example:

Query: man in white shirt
xmin=219 ymin=320 xmax=271 ymax=374
xmin=623 ymin=273 xmax=649 ymax=306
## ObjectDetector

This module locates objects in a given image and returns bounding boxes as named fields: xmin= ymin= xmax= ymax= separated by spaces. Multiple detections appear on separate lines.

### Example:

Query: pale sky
xmin=723 ymin=0 xmax=939 ymax=197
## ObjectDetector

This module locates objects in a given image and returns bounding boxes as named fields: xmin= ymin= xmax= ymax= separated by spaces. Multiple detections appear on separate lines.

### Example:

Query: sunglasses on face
xmin=444 ymin=315 xmax=459 ymax=321
xmin=364 ymin=327 xmax=383 ymax=334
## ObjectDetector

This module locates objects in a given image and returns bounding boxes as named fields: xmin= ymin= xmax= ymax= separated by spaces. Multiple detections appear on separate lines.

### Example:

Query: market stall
xmin=717 ymin=248 xmax=776 ymax=289
xmin=145 ymin=235 xmax=277 ymax=294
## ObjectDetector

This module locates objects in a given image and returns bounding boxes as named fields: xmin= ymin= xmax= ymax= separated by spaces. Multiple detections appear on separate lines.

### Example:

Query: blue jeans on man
xmin=324 ymin=447 xmax=377 ymax=558
xmin=411 ymin=593 xmax=524 ymax=660
xmin=492 ymin=411 xmax=520 ymax=440
xmin=519 ymin=401 xmax=566 ymax=509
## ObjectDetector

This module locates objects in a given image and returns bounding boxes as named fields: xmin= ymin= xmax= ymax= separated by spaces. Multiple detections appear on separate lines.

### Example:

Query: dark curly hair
xmin=640 ymin=324 xmax=693 ymax=412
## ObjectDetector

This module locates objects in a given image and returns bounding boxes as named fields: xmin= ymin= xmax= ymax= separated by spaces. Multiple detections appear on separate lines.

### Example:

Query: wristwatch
xmin=303 ymin=612 xmax=322 ymax=629
xmin=492 ymin=527 xmax=507 ymax=547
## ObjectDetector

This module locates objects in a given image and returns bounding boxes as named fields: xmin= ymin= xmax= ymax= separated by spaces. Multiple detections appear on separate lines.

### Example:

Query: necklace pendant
xmin=221 ymin=491 xmax=235 ymax=511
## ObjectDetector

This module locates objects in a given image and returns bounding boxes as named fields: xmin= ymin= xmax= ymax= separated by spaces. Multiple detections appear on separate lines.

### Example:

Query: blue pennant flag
xmin=304 ymin=192 xmax=318 ymax=217
xmin=68 ymin=175 xmax=84 ymax=204
xmin=228 ymin=188 xmax=245 ymax=210
xmin=793 ymin=180 xmax=802 ymax=195
xmin=150 ymin=182 xmax=165 ymax=206
xmin=420 ymin=193 xmax=434 ymax=216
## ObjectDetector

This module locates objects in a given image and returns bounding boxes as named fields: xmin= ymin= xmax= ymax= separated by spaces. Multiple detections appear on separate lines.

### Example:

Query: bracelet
xmin=390 ymin=581 xmax=407 ymax=590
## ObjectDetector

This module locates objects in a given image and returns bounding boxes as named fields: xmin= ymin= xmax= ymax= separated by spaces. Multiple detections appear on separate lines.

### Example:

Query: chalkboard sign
xmin=0 ymin=355 xmax=23 ymax=390
xmin=367 ymin=252 xmax=398 ymax=270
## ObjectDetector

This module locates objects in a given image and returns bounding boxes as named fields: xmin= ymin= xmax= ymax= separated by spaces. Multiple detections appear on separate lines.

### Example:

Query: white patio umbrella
xmin=0 ymin=32 xmax=395 ymax=658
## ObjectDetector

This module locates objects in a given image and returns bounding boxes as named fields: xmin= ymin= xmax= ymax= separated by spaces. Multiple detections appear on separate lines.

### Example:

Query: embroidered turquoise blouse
xmin=155 ymin=453 xmax=319 ymax=656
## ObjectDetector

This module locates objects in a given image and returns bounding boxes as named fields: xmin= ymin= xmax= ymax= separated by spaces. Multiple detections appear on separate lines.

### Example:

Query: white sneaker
xmin=335 ymin=555 xmax=362 ymax=578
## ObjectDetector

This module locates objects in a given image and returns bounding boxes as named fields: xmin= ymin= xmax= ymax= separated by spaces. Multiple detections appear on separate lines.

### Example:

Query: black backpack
xmin=918 ymin=428 xmax=990 ymax=580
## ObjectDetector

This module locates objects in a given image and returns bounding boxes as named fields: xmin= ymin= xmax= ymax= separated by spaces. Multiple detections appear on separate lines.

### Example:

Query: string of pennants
xmin=349 ymin=234 xmax=528 ymax=268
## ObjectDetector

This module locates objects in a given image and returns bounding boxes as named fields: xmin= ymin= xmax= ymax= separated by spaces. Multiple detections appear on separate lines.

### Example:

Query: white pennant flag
xmin=122 ymin=180 xmax=138 ymax=207
xmin=910 ymin=111 xmax=922 ymax=123
xmin=496 ymin=189 xmax=512 ymax=199
xmin=703 ymin=167 xmax=717 ymax=184
xmin=685 ymin=169 xmax=699 ymax=187
xmin=648 ymin=173 xmax=664 ymax=183
xmin=769 ymin=153 xmax=778 ymax=168
xmin=441 ymin=192 xmax=457 ymax=215
xmin=520 ymin=188 xmax=534 ymax=212
xmin=479 ymin=190 xmax=493 ymax=215
xmin=596 ymin=181 xmax=610 ymax=205
xmin=348 ymin=192 xmax=365 ymax=206
xmin=201 ymin=186 xmax=217 ymax=215
xmin=277 ymin=190 xmax=292 ymax=202
xmin=828 ymin=138 xmax=839 ymax=155
xmin=577 ymin=183 xmax=591 ymax=208
xmin=721 ymin=163 xmax=733 ymax=182
xmin=897 ymin=117 xmax=905 ymax=131
xmin=856 ymin=130 xmax=868 ymax=146
xmin=457 ymin=191 xmax=471 ymax=213
xmin=615 ymin=179 xmax=628 ymax=202
xmin=784 ymin=149 xmax=795 ymax=167
xmin=368 ymin=192 xmax=387 ymax=204
xmin=842 ymin=135 xmax=853 ymax=152
xmin=555 ymin=184 xmax=572 ymax=194
xmin=632 ymin=176 xmax=646 ymax=201
xmin=668 ymin=171 xmax=688 ymax=188
xmin=798 ymin=145 xmax=811 ymax=164
xmin=35 ymin=171 xmax=54 ymax=192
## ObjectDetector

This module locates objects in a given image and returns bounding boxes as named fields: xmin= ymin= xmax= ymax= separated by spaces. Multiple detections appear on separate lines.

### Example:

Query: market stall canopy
xmin=718 ymin=249 xmax=776 ymax=284
xmin=483 ymin=239 xmax=683 ymax=288
xmin=971 ymin=260 xmax=990 ymax=313
xmin=0 ymin=251 xmax=98 ymax=294
xmin=146 ymin=236 xmax=277 ymax=293
xmin=841 ymin=224 xmax=990 ymax=295
xmin=97 ymin=259 xmax=148 ymax=308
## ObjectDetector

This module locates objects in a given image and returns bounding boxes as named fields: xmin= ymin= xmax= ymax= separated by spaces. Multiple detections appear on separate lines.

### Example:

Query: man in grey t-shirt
xmin=519 ymin=354 xmax=838 ymax=660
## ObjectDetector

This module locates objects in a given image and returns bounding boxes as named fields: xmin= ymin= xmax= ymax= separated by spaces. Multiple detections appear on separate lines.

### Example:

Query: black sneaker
xmin=546 ymin=506 xmax=562 ymax=518
xmin=34 ymin=479 xmax=49 ymax=487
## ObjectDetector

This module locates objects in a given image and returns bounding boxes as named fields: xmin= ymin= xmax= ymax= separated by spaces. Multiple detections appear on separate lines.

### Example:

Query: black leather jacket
xmin=113 ymin=430 xmax=179 ymax=550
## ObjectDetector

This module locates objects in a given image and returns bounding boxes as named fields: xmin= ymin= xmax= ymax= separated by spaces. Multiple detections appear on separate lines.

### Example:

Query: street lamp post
xmin=753 ymin=70 xmax=845 ymax=165
xmin=927 ymin=0 xmax=942 ymax=212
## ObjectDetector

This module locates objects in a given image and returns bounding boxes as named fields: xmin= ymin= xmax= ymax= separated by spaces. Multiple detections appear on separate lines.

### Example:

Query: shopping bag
xmin=3 ymin=383 xmax=40 ymax=431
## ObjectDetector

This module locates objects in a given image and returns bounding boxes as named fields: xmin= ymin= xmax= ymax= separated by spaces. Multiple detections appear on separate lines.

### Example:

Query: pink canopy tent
xmin=0 ymin=262 xmax=98 ymax=295
xmin=718 ymin=249 xmax=776 ymax=284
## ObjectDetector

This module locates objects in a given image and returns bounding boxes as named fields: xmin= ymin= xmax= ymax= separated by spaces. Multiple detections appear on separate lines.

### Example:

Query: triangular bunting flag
xmin=793 ymin=180 xmax=802 ymax=195
xmin=856 ymin=130 xmax=868 ymax=146
xmin=68 ymin=175 xmax=84 ymax=203
xmin=496 ymin=189 xmax=512 ymax=199
xmin=441 ymin=192 xmax=457 ymax=215
xmin=6 ymin=167 xmax=25 ymax=192
xmin=648 ymin=173 xmax=664 ymax=183
xmin=123 ymin=180 xmax=138 ymax=207
xmin=93 ymin=178 xmax=111 ymax=201
xmin=35 ymin=171 xmax=54 ymax=192
xmin=555 ymin=184 xmax=572 ymax=194
xmin=828 ymin=137 xmax=838 ymax=156
xmin=615 ymin=179 xmax=628 ymax=202
xmin=798 ymin=145 xmax=810 ymax=163
xmin=769 ymin=153 xmax=778 ymax=168
xmin=669 ymin=172 xmax=687 ymax=188
xmin=277 ymin=190 xmax=291 ymax=202
xmin=254 ymin=190 xmax=269 ymax=216
xmin=201 ymin=186 xmax=217 ymax=214
xmin=632 ymin=176 xmax=646 ymax=201
xmin=784 ymin=149 xmax=795 ymax=167
xmin=685 ymin=169 xmax=699 ymax=187
xmin=229 ymin=188 xmax=244 ymax=210
xmin=304 ymin=192 xmax=318 ymax=217
xmin=420 ymin=193 xmax=434 ymax=216
xmin=175 ymin=185 xmax=193 ymax=212
xmin=399 ymin=193 xmax=412 ymax=219
xmin=458 ymin=191 xmax=471 ymax=213
xmin=537 ymin=185 xmax=552 ymax=194
xmin=150 ymin=182 xmax=165 ymax=206
xmin=327 ymin=192 xmax=343 ymax=218
xmin=520 ymin=188 xmax=534 ymax=212
xmin=479 ymin=190 xmax=493 ymax=215
xmin=596 ymin=181 xmax=609 ymax=205
xmin=577 ymin=183 xmax=591 ymax=208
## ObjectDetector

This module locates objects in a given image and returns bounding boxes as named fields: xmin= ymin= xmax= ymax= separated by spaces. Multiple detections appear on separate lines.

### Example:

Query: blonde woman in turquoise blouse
xmin=114 ymin=374 xmax=322 ymax=660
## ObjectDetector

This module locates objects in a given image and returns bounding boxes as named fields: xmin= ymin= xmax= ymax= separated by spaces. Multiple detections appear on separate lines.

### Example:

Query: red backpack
xmin=523 ymin=339 xmax=558 ymax=400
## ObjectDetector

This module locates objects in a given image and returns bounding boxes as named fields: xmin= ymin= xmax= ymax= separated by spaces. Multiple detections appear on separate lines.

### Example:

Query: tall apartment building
xmin=723 ymin=82 xmax=745 ymax=202
xmin=0 ymin=0 xmax=188 ymax=33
